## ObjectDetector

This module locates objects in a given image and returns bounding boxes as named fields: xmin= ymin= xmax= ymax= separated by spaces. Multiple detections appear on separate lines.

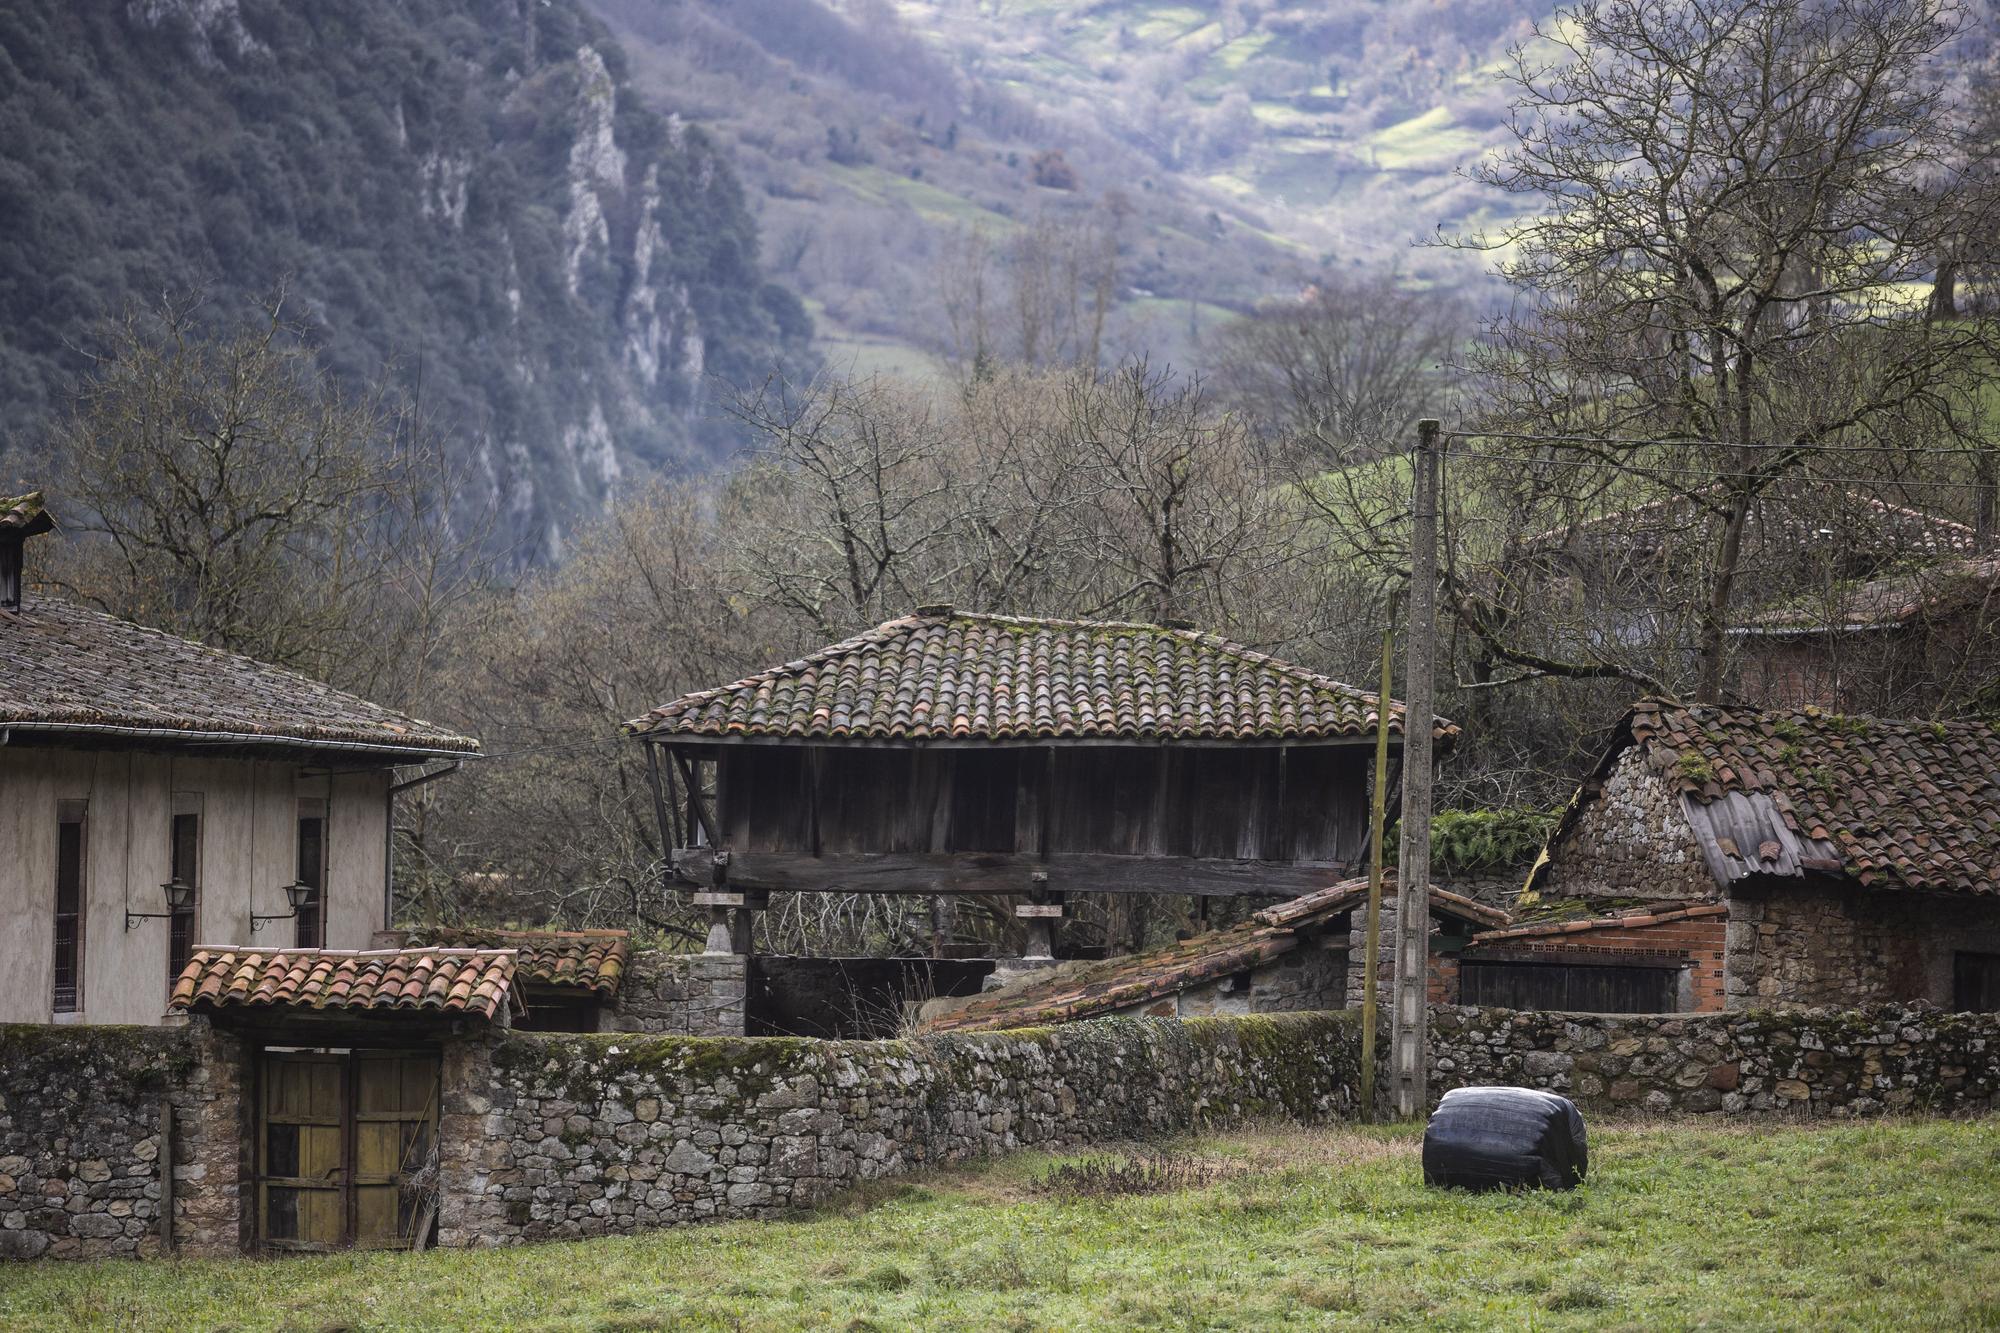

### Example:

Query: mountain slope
xmin=0 ymin=0 xmax=810 ymax=560
xmin=588 ymin=0 xmax=1539 ymax=379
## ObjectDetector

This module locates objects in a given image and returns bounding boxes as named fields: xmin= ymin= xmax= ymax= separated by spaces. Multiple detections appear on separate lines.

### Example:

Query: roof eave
xmin=2 ymin=719 xmax=481 ymax=760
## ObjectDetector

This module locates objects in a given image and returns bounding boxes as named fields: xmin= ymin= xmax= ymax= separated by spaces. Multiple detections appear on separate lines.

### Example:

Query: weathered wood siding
xmin=0 ymin=745 xmax=391 ymax=1025
xmin=712 ymin=745 xmax=1368 ymax=867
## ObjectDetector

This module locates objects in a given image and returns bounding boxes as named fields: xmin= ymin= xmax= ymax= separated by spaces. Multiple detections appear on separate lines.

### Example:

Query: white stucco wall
xmin=0 ymin=745 xmax=393 ymax=1025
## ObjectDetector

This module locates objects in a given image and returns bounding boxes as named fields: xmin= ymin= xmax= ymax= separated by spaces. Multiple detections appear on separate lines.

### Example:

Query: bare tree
xmin=45 ymin=290 xmax=495 ymax=708
xmin=1212 ymin=273 xmax=1461 ymax=462
xmin=1455 ymin=0 xmax=2000 ymax=700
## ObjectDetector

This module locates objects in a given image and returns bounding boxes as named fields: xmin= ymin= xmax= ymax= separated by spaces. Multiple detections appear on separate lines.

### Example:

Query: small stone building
xmin=1525 ymin=697 xmax=2000 ymax=1012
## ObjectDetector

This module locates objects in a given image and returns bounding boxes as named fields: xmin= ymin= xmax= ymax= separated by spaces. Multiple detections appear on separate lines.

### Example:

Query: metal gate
xmin=257 ymin=1050 xmax=439 ymax=1251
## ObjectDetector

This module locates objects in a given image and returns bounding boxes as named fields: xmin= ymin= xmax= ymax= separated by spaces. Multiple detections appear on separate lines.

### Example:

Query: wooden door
xmin=353 ymin=1052 xmax=439 ymax=1249
xmin=259 ymin=1053 xmax=347 ymax=1251
xmin=257 ymin=1050 xmax=440 ymax=1251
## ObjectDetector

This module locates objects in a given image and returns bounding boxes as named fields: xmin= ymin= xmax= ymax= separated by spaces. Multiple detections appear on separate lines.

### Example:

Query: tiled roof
xmin=1470 ymin=902 xmax=1726 ymax=944
xmin=920 ymin=875 xmax=1508 ymax=1034
xmin=1542 ymin=698 xmax=2000 ymax=897
xmin=1526 ymin=487 xmax=1978 ymax=564
xmin=169 ymin=948 xmax=516 ymax=1020
xmin=626 ymin=610 xmax=1453 ymax=745
xmin=0 ymin=491 xmax=54 ymax=535
xmin=0 ymin=596 xmax=479 ymax=755
xmin=1733 ymin=555 xmax=2000 ymax=633
xmin=394 ymin=927 xmax=630 ymax=994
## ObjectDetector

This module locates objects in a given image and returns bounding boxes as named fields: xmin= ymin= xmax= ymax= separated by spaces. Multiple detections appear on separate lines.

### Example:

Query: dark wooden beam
xmin=671 ymin=750 xmax=721 ymax=849
xmin=669 ymin=848 xmax=1353 ymax=898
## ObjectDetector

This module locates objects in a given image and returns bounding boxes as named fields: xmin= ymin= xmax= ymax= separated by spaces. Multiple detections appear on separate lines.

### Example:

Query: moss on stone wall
xmin=0 ymin=1023 xmax=196 ymax=1085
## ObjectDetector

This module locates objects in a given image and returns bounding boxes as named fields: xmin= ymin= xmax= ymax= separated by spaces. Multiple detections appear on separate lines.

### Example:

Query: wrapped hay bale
xmin=1422 ymin=1086 xmax=1588 ymax=1191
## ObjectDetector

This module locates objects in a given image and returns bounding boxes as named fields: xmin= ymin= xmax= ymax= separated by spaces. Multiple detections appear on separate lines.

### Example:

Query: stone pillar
xmin=169 ymin=1018 xmax=250 ymax=1257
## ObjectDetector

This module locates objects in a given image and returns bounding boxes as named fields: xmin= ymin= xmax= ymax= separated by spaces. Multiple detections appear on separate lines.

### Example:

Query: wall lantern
xmin=126 ymin=878 xmax=194 ymax=931
xmin=252 ymin=881 xmax=315 ymax=932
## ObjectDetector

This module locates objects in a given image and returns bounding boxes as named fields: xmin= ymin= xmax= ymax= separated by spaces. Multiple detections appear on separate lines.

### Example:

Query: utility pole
xmin=1392 ymin=418 xmax=1440 ymax=1119
xmin=1360 ymin=621 xmax=1393 ymax=1121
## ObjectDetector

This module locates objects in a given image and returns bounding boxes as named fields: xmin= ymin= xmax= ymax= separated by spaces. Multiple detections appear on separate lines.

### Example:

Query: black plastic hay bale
xmin=1422 ymin=1086 xmax=1588 ymax=1191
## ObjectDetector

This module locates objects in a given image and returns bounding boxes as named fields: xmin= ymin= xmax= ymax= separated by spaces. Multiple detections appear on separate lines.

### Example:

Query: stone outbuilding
xmin=1525 ymin=697 xmax=2000 ymax=1012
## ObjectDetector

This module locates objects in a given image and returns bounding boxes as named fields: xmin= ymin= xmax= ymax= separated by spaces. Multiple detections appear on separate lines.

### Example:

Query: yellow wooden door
xmin=258 ymin=1050 xmax=440 ymax=1251
xmin=259 ymin=1053 xmax=346 ymax=1251
xmin=353 ymin=1052 xmax=439 ymax=1249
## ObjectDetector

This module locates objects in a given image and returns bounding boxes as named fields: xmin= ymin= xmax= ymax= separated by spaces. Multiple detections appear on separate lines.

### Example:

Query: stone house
xmin=1525 ymin=697 xmax=2000 ymax=1012
xmin=0 ymin=493 xmax=480 ymax=1025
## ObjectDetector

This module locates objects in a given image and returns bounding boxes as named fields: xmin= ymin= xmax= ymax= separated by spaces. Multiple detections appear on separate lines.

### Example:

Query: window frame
xmin=54 ymin=799 xmax=88 ymax=1014
xmin=295 ymin=799 xmax=329 ymax=949
xmin=169 ymin=794 xmax=203 ymax=990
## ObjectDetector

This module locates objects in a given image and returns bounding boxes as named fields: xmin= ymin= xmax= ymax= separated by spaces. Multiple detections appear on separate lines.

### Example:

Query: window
xmin=295 ymin=801 xmax=327 ymax=949
xmin=169 ymin=801 xmax=201 ymax=988
xmin=1954 ymin=953 xmax=2000 ymax=1013
xmin=54 ymin=800 xmax=86 ymax=1013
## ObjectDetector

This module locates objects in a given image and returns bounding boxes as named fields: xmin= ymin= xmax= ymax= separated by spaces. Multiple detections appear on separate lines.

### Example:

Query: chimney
xmin=0 ymin=491 xmax=55 ymax=612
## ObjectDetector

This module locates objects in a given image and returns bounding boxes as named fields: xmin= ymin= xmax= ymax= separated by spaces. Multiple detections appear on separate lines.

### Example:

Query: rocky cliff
xmin=0 ymin=1 xmax=811 ymax=560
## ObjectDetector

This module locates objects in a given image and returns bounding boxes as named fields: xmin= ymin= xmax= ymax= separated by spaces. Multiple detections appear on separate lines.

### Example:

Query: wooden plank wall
xmin=714 ymin=744 xmax=1367 ymax=866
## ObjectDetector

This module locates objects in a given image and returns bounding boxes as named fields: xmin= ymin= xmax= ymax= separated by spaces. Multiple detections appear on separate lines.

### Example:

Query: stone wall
xmin=1728 ymin=881 xmax=2000 ymax=1010
xmin=0 ymin=1019 xmax=244 ymax=1260
xmin=1102 ymin=940 xmax=1348 ymax=1022
xmin=1538 ymin=748 xmax=1714 ymax=902
xmin=1430 ymin=1004 xmax=1999 ymax=1116
xmin=435 ymin=1011 xmax=1362 ymax=1245
xmin=607 ymin=952 xmax=748 ymax=1036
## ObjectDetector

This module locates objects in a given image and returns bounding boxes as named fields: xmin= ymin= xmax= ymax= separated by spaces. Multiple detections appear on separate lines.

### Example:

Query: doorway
xmin=257 ymin=1049 xmax=440 ymax=1251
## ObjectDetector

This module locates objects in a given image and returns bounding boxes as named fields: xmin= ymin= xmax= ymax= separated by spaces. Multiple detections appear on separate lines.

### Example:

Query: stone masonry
xmin=435 ymin=1011 xmax=1362 ymax=1245
xmin=1430 ymin=1003 xmax=1998 ymax=1116
xmin=1727 ymin=881 xmax=2000 ymax=1010
xmin=607 ymin=952 xmax=748 ymax=1036
xmin=1537 ymin=748 xmax=1714 ymax=902
xmin=0 ymin=1018 xmax=244 ymax=1260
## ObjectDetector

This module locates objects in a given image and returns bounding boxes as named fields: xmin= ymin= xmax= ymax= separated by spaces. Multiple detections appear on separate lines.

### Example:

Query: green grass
xmin=7 ymin=1118 xmax=1999 ymax=1329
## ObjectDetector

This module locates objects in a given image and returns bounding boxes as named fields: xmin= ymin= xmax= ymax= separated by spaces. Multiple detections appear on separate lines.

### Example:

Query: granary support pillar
xmin=1017 ymin=874 xmax=1064 ymax=962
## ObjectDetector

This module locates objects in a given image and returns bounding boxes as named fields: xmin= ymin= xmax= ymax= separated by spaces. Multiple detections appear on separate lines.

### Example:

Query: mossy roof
xmin=626 ymin=609 xmax=1453 ymax=746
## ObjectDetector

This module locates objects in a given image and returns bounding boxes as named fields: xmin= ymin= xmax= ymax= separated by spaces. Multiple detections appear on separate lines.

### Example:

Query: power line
xmin=1445 ymin=429 xmax=1995 ymax=459
xmin=1445 ymin=447 xmax=2000 ymax=493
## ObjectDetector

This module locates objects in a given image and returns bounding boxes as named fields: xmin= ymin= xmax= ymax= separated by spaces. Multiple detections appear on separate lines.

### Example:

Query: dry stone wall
xmin=1539 ymin=749 xmax=1714 ymax=902
xmin=436 ymin=1011 xmax=1362 ymax=1245
xmin=0 ymin=1020 xmax=243 ymax=1260
xmin=1430 ymin=1004 xmax=1999 ymax=1116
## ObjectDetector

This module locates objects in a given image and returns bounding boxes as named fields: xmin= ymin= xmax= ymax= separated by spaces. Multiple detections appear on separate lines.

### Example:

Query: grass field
xmin=6 ymin=1118 xmax=1997 ymax=1330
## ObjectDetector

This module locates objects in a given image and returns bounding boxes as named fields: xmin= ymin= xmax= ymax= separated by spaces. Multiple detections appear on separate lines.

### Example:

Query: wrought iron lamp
xmin=126 ymin=877 xmax=195 ymax=931
xmin=252 ymin=881 xmax=316 ymax=931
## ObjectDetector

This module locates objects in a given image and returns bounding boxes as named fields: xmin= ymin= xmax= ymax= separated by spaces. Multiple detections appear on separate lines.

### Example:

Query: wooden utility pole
xmin=1392 ymin=418 xmax=1440 ymax=1119
xmin=1360 ymin=621 xmax=1394 ymax=1120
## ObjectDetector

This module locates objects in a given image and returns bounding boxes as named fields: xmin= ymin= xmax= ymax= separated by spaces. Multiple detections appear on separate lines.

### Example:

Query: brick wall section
xmin=1466 ymin=915 xmax=1729 ymax=1012
xmin=1728 ymin=881 xmax=2000 ymax=1009
xmin=1539 ymin=749 xmax=1715 ymax=902
xmin=1429 ymin=1004 xmax=2000 ymax=1116
xmin=607 ymin=953 xmax=748 ymax=1036
xmin=434 ymin=1011 xmax=1363 ymax=1245
xmin=0 ymin=1019 xmax=242 ymax=1260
